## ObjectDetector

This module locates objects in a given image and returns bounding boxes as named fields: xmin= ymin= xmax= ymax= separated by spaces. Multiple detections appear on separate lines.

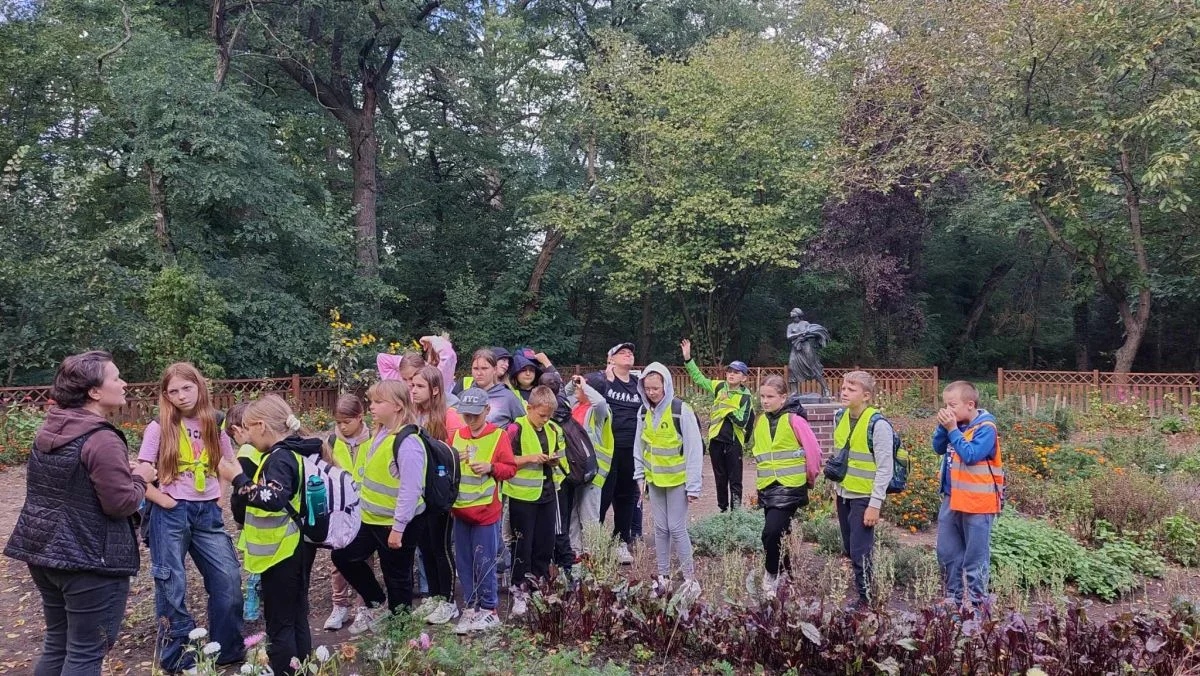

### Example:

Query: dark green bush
xmin=688 ymin=509 xmax=764 ymax=556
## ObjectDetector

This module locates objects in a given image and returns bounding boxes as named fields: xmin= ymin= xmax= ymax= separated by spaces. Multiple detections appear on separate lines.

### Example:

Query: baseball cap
xmin=607 ymin=342 xmax=635 ymax=358
xmin=727 ymin=361 xmax=750 ymax=375
xmin=455 ymin=387 xmax=489 ymax=415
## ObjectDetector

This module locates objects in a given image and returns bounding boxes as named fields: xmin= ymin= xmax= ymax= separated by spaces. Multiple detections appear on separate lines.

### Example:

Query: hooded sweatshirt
xmin=40 ymin=407 xmax=147 ymax=517
xmin=483 ymin=381 xmax=526 ymax=428
xmin=449 ymin=422 xmax=517 ymax=526
xmin=631 ymin=362 xmax=704 ymax=498
xmin=932 ymin=409 xmax=999 ymax=498
xmin=511 ymin=348 xmax=559 ymax=402
xmin=232 ymin=435 xmax=324 ymax=515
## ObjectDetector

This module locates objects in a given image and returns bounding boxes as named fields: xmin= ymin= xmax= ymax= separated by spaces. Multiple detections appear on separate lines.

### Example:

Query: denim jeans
xmin=454 ymin=520 xmax=501 ymax=611
xmin=149 ymin=500 xmax=245 ymax=671
xmin=28 ymin=565 xmax=130 ymax=676
xmin=936 ymin=497 xmax=996 ymax=607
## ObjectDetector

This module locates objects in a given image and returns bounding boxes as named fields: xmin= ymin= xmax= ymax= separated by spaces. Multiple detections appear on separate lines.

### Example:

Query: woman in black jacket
xmin=5 ymin=351 xmax=159 ymax=675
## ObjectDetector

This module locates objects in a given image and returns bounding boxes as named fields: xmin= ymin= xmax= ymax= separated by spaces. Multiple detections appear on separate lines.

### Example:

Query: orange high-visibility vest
xmin=948 ymin=420 xmax=1004 ymax=514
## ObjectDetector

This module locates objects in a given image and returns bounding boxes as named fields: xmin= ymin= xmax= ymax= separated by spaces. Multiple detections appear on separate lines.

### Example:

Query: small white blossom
xmin=202 ymin=641 xmax=221 ymax=656
xmin=314 ymin=645 xmax=331 ymax=663
xmin=188 ymin=627 xmax=208 ymax=641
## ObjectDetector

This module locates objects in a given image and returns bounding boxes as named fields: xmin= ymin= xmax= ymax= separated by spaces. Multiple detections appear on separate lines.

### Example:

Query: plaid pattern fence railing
xmin=997 ymin=369 xmax=1200 ymax=416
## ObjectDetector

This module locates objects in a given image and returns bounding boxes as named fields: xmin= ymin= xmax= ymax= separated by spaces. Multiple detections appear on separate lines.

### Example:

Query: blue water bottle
xmin=305 ymin=475 xmax=328 ymax=526
xmin=437 ymin=465 xmax=447 ymax=478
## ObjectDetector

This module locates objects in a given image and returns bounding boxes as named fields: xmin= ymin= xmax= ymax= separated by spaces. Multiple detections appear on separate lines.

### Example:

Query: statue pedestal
xmin=798 ymin=402 xmax=842 ymax=457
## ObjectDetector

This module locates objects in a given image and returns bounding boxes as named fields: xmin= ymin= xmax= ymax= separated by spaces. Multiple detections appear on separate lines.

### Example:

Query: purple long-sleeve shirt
xmin=389 ymin=433 xmax=427 ymax=534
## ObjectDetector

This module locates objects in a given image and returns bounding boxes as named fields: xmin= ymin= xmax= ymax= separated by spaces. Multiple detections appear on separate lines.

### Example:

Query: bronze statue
xmin=787 ymin=308 xmax=831 ymax=398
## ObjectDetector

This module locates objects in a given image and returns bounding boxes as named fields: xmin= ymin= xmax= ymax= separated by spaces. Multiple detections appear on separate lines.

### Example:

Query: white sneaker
xmin=410 ymin=598 xmax=435 ymax=619
xmin=472 ymin=609 xmax=502 ymax=632
xmin=616 ymin=542 xmax=633 ymax=565
xmin=678 ymin=578 xmax=702 ymax=601
xmin=655 ymin=574 xmax=671 ymax=591
xmin=425 ymin=600 xmax=460 ymax=625
xmin=347 ymin=605 xmax=386 ymax=635
xmin=762 ymin=572 xmax=779 ymax=599
xmin=453 ymin=609 xmax=478 ymax=635
xmin=510 ymin=591 xmax=528 ymax=616
xmin=323 ymin=605 xmax=352 ymax=630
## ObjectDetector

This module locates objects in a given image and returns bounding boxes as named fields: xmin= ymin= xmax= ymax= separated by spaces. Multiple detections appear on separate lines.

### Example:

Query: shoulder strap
xmin=327 ymin=432 xmax=338 ymax=448
xmin=866 ymin=412 xmax=884 ymax=454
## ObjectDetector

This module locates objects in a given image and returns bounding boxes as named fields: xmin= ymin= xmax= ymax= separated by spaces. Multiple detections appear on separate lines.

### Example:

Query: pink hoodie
xmin=376 ymin=336 xmax=457 ymax=387
xmin=789 ymin=413 xmax=824 ymax=486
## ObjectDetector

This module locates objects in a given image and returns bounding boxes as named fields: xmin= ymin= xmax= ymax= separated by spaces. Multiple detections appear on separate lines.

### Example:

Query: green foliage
xmin=688 ymin=508 xmax=765 ymax=556
xmin=1100 ymin=433 xmax=1176 ymax=475
xmin=142 ymin=267 xmax=233 ymax=378
xmin=0 ymin=404 xmax=42 ymax=466
xmin=1157 ymin=512 xmax=1200 ymax=567
xmin=1087 ymin=467 xmax=1172 ymax=534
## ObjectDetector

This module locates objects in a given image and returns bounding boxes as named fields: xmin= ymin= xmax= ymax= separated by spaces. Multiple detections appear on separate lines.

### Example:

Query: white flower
xmin=202 ymin=641 xmax=221 ymax=656
xmin=188 ymin=627 xmax=208 ymax=641
xmin=240 ymin=665 xmax=255 ymax=674
xmin=314 ymin=645 xmax=331 ymax=663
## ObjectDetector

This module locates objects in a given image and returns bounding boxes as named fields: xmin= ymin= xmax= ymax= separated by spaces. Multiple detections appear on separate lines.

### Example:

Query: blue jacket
xmin=932 ymin=409 xmax=998 ymax=497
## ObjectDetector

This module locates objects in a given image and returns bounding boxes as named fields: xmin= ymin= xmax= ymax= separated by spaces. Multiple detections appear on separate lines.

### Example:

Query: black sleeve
xmin=230 ymin=457 xmax=262 ymax=527
xmin=233 ymin=450 xmax=298 ymax=512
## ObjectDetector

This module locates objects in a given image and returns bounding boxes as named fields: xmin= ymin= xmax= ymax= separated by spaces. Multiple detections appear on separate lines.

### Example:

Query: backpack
xmin=282 ymin=452 xmax=361 ymax=549
xmin=826 ymin=411 xmax=909 ymax=494
xmin=558 ymin=416 xmax=598 ymax=486
xmin=395 ymin=425 xmax=460 ymax=512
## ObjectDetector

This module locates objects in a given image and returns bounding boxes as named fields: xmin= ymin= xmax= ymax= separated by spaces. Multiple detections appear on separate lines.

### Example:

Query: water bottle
xmin=437 ymin=465 xmax=447 ymax=478
xmin=305 ymin=475 xmax=328 ymax=526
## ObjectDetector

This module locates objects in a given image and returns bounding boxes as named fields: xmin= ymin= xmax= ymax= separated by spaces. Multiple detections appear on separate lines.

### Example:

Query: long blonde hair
xmin=367 ymin=379 xmax=416 ymax=435
xmin=155 ymin=362 xmax=222 ymax=486
xmin=414 ymin=365 xmax=449 ymax=442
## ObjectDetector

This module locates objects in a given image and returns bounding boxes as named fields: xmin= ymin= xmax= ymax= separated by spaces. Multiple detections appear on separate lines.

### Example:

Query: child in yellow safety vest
xmin=225 ymin=402 xmax=265 ymax=622
xmin=753 ymin=376 xmax=824 ymax=597
xmin=934 ymin=381 xmax=1003 ymax=611
xmin=680 ymin=339 xmax=754 ymax=512
xmin=136 ymin=362 xmax=243 ymax=672
xmin=831 ymin=371 xmax=895 ymax=609
xmin=632 ymin=363 xmax=704 ymax=592
xmin=503 ymin=386 xmax=569 ymax=616
xmin=322 ymin=395 xmax=370 ymax=630
xmin=218 ymin=395 xmax=321 ymax=676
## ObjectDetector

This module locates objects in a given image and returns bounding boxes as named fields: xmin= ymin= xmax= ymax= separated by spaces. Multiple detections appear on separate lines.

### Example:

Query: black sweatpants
xmin=28 ymin=565 xmax=130 ymax=676
xmin=509 ymin=498 xmax=556 ymax=588
xmin=260 ymin=543 xmax=316 ymax=676
xmin=417 ymin=509 xmax=454 ymax=602
xmin=554 ymin=482 xmax=575 ymax=572
xmin=762 ymin=505 xmax=800 ymax=576
xmin=332 ymin=515 xmax=427 ymax=611
xmin=599 ymin=444 xmax=638 ymax=544
xmin=835 ymin=496 xmax=875 ymax=603
xmin=709 ymin=439 xmax=744 ymax=511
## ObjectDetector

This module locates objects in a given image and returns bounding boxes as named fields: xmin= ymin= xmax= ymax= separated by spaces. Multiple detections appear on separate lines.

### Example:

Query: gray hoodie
xmin=632 ymin=362 xmax=704 ymax=497
xmin=484 ymin=382 xmax=526 ymax=428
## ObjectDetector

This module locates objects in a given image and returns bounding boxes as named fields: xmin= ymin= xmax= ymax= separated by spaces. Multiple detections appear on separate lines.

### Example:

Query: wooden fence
xmin=997 ymin=369 xmax=1200 ymax=416
xmin=0 ymin=365 xmax=940 ymax=424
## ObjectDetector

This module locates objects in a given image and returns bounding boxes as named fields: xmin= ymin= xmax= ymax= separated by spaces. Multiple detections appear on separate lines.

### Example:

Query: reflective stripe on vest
xmin=452 ymin=428 xmax=501 ymax=509
xmin=948 ymin=420 xmax=1004 ymax=514
xmin=503 ymin=417 xmax=563 ymax=502
xmin=236 ymin=443 xmax=263 ymax=466
xmin=177 ymin=424 xmax=213 ymax=492
xmin=357 ymin=433 xmax=401 ymax=526
xmin=751 ymin=413 xmax=807 ymax=490
xmin=709 ymin=383 xmax=748 ymax=445
xmin=574 ymin=403 xmax=614 ymax=488
xmin=238 ymin=452 xmax=301 ymax=574
xmin=833 ymin=407 xmax=879 ymax=494
xmin=641 ymin=404 xmax=685 ymax=488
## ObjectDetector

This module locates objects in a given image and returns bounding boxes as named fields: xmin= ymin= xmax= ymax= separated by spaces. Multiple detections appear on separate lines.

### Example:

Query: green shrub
xmin=1100 ymin=433 xmax=1176 ymax=475
xmin=991 ymin=512 xmax=1085 ymax=590
xmin=1047 ymin=445 xmax=1108 ymax=481
xmin=804 ymin=517 xmax=844 ymax=556
xmin=1157 ymin=512 xmax=1200 ymax=567
xmin=1178 ymin=454 xmax=1200 ymax=478
xmin=1088 ymin=467 xmax=1172 ymax=534
xmin=688 ymin=509 xmax=764 ymax=556
xmin=1159 ymin=415 xmax=1187 ymax=435
xmin=1072 ymin=551 xmax=1138 ymax=601
xmin=892 ymin=545 xmax=938 ymax=589
xmin=0 ymin=404 xmax=43 ymax=466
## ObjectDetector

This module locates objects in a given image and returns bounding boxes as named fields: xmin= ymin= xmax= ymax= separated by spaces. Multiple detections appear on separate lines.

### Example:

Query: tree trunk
xmin=348 ymin=110 xmax=380 ymax=276
xmin=145 ymin=161 xmax=173 ymax=259
xmin=1073 ymin=295 xmax=1090 ymax=370
xmin=1112 ymin=149 xmax=1153 ymax=374
xmin=522 ymin=228 xmax=565 ymax=319
xmin=210 ymin=0 xmax=231 ymax=91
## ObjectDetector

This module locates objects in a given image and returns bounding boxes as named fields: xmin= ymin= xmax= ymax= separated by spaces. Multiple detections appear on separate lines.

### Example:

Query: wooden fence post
xmin=291 ymin=374 xmax=301 ymax=404
xmin=931 ymin=366 xmax=939 ymax=405
xmin=997 ymin=368 xmax=1004 ymax=400
xmin=1092 ymin=369 xmax=1100 ymax=388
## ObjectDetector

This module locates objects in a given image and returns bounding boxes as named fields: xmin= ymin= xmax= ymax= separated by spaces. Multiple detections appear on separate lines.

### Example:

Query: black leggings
xmin=332 ymin=516 xmax=427 ymax=611
xmin=261 ymin=543 xmax=316 ymax=676
xmin=762 ymin=505 xmax=800 ymax=576
xmin=417 ymin=509 xmax=454 ymax=602
xmin=509 ymin=498 xmax=556 ymax=587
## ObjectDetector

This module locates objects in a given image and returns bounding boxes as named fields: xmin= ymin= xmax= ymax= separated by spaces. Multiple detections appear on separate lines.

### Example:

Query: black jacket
xmin=757 ymin=396 xmax=810 ymax=511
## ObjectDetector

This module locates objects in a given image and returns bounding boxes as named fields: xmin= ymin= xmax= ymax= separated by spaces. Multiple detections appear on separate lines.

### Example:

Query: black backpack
xmin=824 ymin=410 xmax=908 ymax=494
xmin=394 ymin=425 xmax=460 ymax=512
xmin=557 ymin=417 xmax=598 ymax=486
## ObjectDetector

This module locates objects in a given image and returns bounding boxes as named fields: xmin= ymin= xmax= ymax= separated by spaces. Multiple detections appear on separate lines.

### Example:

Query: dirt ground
xmin=0 ymin=455 xmax=1196 ymax=673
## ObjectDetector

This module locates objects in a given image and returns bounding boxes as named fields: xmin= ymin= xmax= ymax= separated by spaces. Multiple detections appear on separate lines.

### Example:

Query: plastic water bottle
xmin=436 ymin=465 xmax=447 ymax=478
xmin=305 ymin=475 xmax=328 ymax=526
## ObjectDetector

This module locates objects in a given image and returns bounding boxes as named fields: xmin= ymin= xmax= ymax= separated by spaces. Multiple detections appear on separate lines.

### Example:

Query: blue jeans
xmin=149 ymin=500 xmax=245 ymax=671
xmin=936 ymin=497 xmax=995 ymax=607
xmin=454 ymin=519 xmax=501 ymax=611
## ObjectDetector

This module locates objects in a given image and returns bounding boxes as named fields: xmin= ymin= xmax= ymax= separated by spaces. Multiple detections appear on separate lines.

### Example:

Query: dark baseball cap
xmin=727 ymin=361 xmax=750 ymax=375
xmin=607 ymin=342 xmax=635 ymax=358
xmin=455 ymin=387 xmax=489 ymax=415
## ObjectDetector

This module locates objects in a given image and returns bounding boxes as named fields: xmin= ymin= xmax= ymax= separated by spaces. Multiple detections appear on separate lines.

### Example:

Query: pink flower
xmin=244 ymin=632 xmax=265 ymax=648
xmin=290 ymin=656 xmax=302 ymax=669
xmin=419 ymin=632 xmax=431 ymax=651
